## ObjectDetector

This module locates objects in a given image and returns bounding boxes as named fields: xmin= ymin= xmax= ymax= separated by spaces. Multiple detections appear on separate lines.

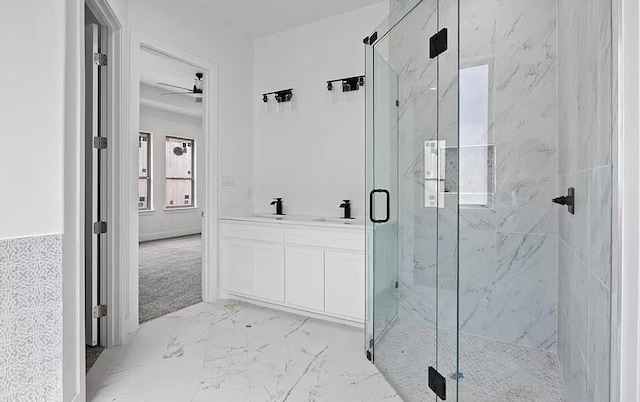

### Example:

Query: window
xmin=165 ymin=136 xmax=195 ymax=208
xmin=138 ymin=132 xmax=151 ymax=210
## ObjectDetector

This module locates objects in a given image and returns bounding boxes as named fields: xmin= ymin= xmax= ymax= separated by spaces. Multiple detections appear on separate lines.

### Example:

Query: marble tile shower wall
xmin=389 ymin=0 xmax=560 ymax=351
xmin=556 ymin=0 xmax=613 ymax=401
xmin=0 ymin=235 xmax=63 ymax=401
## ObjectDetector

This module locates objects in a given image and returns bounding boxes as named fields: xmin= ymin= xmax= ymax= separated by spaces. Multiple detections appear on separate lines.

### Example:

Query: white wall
xmin=128 ymin=0 xmax=255 ymax=217
xmin=253 ymin=2 xmax=388 ymax=219
xmin=0 ymin=0 xmax=66 ymax=239
xmin=139 ymin=85 xmax=204 ymax=241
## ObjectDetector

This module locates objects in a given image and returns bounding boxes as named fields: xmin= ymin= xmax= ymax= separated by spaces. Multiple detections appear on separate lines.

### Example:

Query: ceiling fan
xmin=157 ymin=72 xmax=204 ymax=101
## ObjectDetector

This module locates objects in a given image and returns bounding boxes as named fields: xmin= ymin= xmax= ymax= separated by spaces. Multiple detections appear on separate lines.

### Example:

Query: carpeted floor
xmin=138 ymin=234 xmax=202 ymax=323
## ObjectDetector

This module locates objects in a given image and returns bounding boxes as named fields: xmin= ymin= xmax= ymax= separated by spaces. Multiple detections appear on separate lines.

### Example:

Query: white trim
xmin=128 ymin=32 xmax=221 ymax=342
xmin=64 ymin=0 xmax=124 ymax=401
xmin=138 ymin=229 xmax=202 ymax=242
xmin=618 ymin=0 xmax=640 ymax=399
xmin=221 ymin=293 xmax=364 ymax=328
xmin=85 ymin=345 xmax=125 ymax=400
xmin=140 ymin=98 xmax=203 ymax=118
xmin=63 ymin=2 xmax=85 ymax=401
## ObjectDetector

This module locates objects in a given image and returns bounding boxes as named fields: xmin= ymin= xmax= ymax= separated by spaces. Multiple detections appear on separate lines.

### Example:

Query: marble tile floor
xmin=91 ymin=300 xmax=401 ymax=402
xmin=375 ymin=318 xmax=569 ymax=402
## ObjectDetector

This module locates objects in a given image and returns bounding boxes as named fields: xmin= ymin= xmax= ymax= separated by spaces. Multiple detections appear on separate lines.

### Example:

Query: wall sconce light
xmin=327 ymin=75 xmax=365 ymax=92
xmin=193 ymin=72 xmax=204 ymax=93
xmin=261 ymin=89 xmax=294 ymax=103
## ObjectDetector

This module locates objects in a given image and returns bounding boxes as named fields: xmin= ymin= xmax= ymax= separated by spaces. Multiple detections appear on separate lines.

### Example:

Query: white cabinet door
xmin=286 ymin=245 xmax=325 ymax=311
xmin=324 ymin=250 xmax=365 ymax=321
xmin=221 ymin=238 xmax=254 ymax=296
xmin=253 ymin=242 xmax=285 ymax=303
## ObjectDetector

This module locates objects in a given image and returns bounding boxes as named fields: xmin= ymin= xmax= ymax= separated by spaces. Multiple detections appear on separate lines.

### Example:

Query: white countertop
xmin=220 ymin=214 xmax=365 ymax=229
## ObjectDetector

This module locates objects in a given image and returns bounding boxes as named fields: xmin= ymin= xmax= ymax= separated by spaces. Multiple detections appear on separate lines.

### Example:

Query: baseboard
xmin=138 ymin=228 xmax=202 ymax=242
xmin=86 ymin=345 xmax=125 ymax=401
xmin=223 ymin=292 xmax=364 ymax=329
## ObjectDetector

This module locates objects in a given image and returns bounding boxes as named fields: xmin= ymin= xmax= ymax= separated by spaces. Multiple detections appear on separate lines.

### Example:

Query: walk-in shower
xmin=365 ymin=0 xmax=614 ymax=401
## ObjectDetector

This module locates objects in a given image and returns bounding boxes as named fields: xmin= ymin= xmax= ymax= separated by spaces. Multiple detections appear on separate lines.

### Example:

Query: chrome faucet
xmin=270 ymin=198 xmax=284 ymax=215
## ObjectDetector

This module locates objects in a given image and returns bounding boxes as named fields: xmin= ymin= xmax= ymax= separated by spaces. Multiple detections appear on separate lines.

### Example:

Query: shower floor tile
xmin=374 ymin=319 xmax=569 ymax=402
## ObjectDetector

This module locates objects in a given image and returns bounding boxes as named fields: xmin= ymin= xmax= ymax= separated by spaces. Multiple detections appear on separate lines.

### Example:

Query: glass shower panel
xmin=435 ymin=1 xmax=460 ymax=400
xmin=454 ymin=0 xmax=613 ymax=401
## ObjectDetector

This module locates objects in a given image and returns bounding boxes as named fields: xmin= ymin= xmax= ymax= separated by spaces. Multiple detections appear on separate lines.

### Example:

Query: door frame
xmin=126 ymin=31 xmax=221 ymax=336
xmin=64 ymin=0 xmax=123 ymax=400
xmin=617 ymin=0 xmax=640 ymax=400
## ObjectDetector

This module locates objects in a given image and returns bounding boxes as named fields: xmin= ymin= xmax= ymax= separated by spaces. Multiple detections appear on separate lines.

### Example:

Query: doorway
xmin=136 ymin=48 xmax=206 ymax=323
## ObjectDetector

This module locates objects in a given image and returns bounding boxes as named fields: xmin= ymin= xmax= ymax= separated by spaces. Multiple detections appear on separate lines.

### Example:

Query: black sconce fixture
xmin=262 ymin=89 xmax=294 ymax=103
xmin=193 ymin=72 xmax=204 ymax=94
xmin=327 ymin=75 xmax=365 ymax=92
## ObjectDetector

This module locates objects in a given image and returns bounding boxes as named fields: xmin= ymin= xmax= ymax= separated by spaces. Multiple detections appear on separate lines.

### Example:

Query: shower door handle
xmin=370 ymin=189 xmax=390 ymax=223
xmin=552 ymin=187 xmax=575 ymax=215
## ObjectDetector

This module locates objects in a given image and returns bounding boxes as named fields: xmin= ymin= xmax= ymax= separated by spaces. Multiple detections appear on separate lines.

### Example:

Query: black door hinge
xmin=364 ymin=31 xmax=378 ymax=46
xmin=429 ymin=28 xmax=448 ymax=59
xmin=395 ymin=281 xmax=399 ymax=289
xmin=429 ymin=367 xmax=447 ymax=400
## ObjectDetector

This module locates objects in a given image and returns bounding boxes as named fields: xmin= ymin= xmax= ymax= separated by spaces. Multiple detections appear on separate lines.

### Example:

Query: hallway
xmin=91 ymin=301 xmax=399 ymax=401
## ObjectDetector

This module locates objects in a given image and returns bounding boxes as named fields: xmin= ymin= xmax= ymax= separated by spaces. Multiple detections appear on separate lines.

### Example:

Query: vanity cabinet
xmin=220 ymin=223 xmax=285 ymax=302
xmin=324 ymin=250 xmax=365 ymax=320
xmin=285 ymin=245 xmax=325 ymax=311
xmin=220 ymin=220 xmax=365 ymax=324
xmin=253 ymin=242 xmax=285 ymax=303
xmin=220 ymin=238 xmax=254 ymax=296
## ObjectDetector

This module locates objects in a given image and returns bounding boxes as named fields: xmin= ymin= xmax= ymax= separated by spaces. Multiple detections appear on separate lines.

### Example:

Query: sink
xmin=314 ymin=217 xmax=358 ymax=224
xmin=251 ymin=214 xmax=287 ymax=220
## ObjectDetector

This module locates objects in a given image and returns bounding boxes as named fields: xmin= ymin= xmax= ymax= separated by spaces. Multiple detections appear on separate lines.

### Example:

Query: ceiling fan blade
xmin=161 ymin=91 xmax=195 ymax=95
xmin=157 ymin=83 xmax=192 ymax=91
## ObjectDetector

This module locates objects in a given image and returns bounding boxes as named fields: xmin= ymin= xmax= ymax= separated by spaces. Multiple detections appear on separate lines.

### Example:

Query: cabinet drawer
xmin=286 ymin=228 xmax=364 ymax=251
xmin=221 ymin=222 xmax=285 ymax=243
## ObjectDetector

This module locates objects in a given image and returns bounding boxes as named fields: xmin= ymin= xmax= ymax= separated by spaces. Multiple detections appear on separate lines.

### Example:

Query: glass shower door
xmin=366 ymin=0 xmax=456 ymax=400
xmin=368 ymin=51 xmax=399 ymax=346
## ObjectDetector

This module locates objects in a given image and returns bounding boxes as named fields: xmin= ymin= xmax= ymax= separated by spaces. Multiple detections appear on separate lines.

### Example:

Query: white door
xmin=253 ymin=242 xmax=285 ymax=303
xmin=325 ymin=250 xmax=365 ymax=321
xmin=286 ymin=245 xmax=324 ymax=311
xmin=221 ymin=238 xmax=254 ymax=295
